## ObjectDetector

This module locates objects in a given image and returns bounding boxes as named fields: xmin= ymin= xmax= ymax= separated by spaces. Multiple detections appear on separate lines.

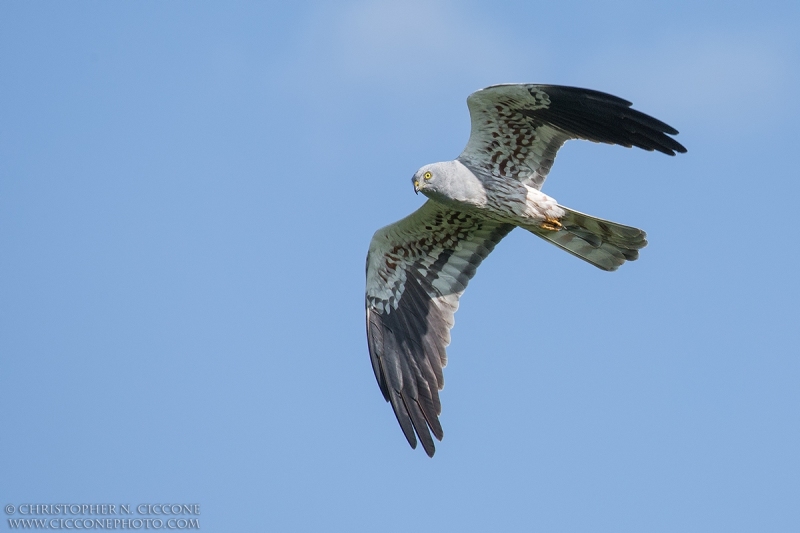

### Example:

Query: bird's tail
xmin=529 ymin=206 xmax=647 ymax=271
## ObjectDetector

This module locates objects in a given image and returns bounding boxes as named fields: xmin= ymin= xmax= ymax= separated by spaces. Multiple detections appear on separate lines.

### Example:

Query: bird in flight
xmin=365 ymin=84 xmax=686 ymax=456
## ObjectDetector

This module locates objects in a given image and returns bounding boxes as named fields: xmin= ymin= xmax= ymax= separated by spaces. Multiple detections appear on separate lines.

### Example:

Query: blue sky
xmin=1 ymin=1 xmax=798 ymax=531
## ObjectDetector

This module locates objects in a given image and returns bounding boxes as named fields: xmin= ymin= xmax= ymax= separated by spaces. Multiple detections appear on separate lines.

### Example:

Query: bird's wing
xmin=458 ymin=84 xmax=687 ymax=189
xmin=366 ymin=200 xmax=513 ymax=456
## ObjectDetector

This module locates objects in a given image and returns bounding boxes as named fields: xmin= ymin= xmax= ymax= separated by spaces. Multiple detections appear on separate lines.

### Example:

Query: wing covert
xmin=365 ymin=200 xmax=513 ymax=456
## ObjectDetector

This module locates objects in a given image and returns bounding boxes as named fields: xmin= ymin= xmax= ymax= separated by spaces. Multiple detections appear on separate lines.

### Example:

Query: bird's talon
xmin=541 ymin=217 xmax=562 ymax=231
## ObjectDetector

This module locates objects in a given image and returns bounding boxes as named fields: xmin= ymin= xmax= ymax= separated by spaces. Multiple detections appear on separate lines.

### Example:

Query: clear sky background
xmin=1 ymin=1 xmax=799 ymax=531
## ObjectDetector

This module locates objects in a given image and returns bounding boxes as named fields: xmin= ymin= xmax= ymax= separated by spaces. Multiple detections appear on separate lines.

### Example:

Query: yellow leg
xmin=540 ymin=217 xmax=562 ymax=231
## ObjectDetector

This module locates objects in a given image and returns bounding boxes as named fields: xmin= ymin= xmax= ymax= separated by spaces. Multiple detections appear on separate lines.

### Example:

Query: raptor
xmin=365 ymin=84 xmax=686 ymax=456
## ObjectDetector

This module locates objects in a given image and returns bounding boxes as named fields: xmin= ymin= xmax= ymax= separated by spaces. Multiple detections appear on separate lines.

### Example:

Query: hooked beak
xmin=413 ymin=180 xmax=420 ymax=194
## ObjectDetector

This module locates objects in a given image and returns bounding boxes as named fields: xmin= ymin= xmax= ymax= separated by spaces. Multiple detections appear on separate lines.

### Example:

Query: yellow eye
xmin=423 ymin=171 xmax=432 ymax=180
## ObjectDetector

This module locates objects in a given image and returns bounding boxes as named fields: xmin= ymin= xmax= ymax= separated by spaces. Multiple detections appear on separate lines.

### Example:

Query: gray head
xmin=411 ymin=160 xmax=485 ymax=207
xmin=412 ymin=161 xmax=467 ymax=197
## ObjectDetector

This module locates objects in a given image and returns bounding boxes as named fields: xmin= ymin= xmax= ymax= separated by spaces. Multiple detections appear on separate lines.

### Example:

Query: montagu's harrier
xmin=365 ymin=84 xmax=686 ymax=456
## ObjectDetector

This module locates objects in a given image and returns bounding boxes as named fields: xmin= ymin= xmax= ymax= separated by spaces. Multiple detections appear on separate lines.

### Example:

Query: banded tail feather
xmin=531 ymin=207 xmax=647 ymax=271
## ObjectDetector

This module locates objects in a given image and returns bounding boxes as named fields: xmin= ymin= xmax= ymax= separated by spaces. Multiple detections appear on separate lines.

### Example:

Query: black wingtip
xmin=659 ymin=141 xmax=688 ymax=156
xmin=527 ymin=85 xmax=688 ymax=157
